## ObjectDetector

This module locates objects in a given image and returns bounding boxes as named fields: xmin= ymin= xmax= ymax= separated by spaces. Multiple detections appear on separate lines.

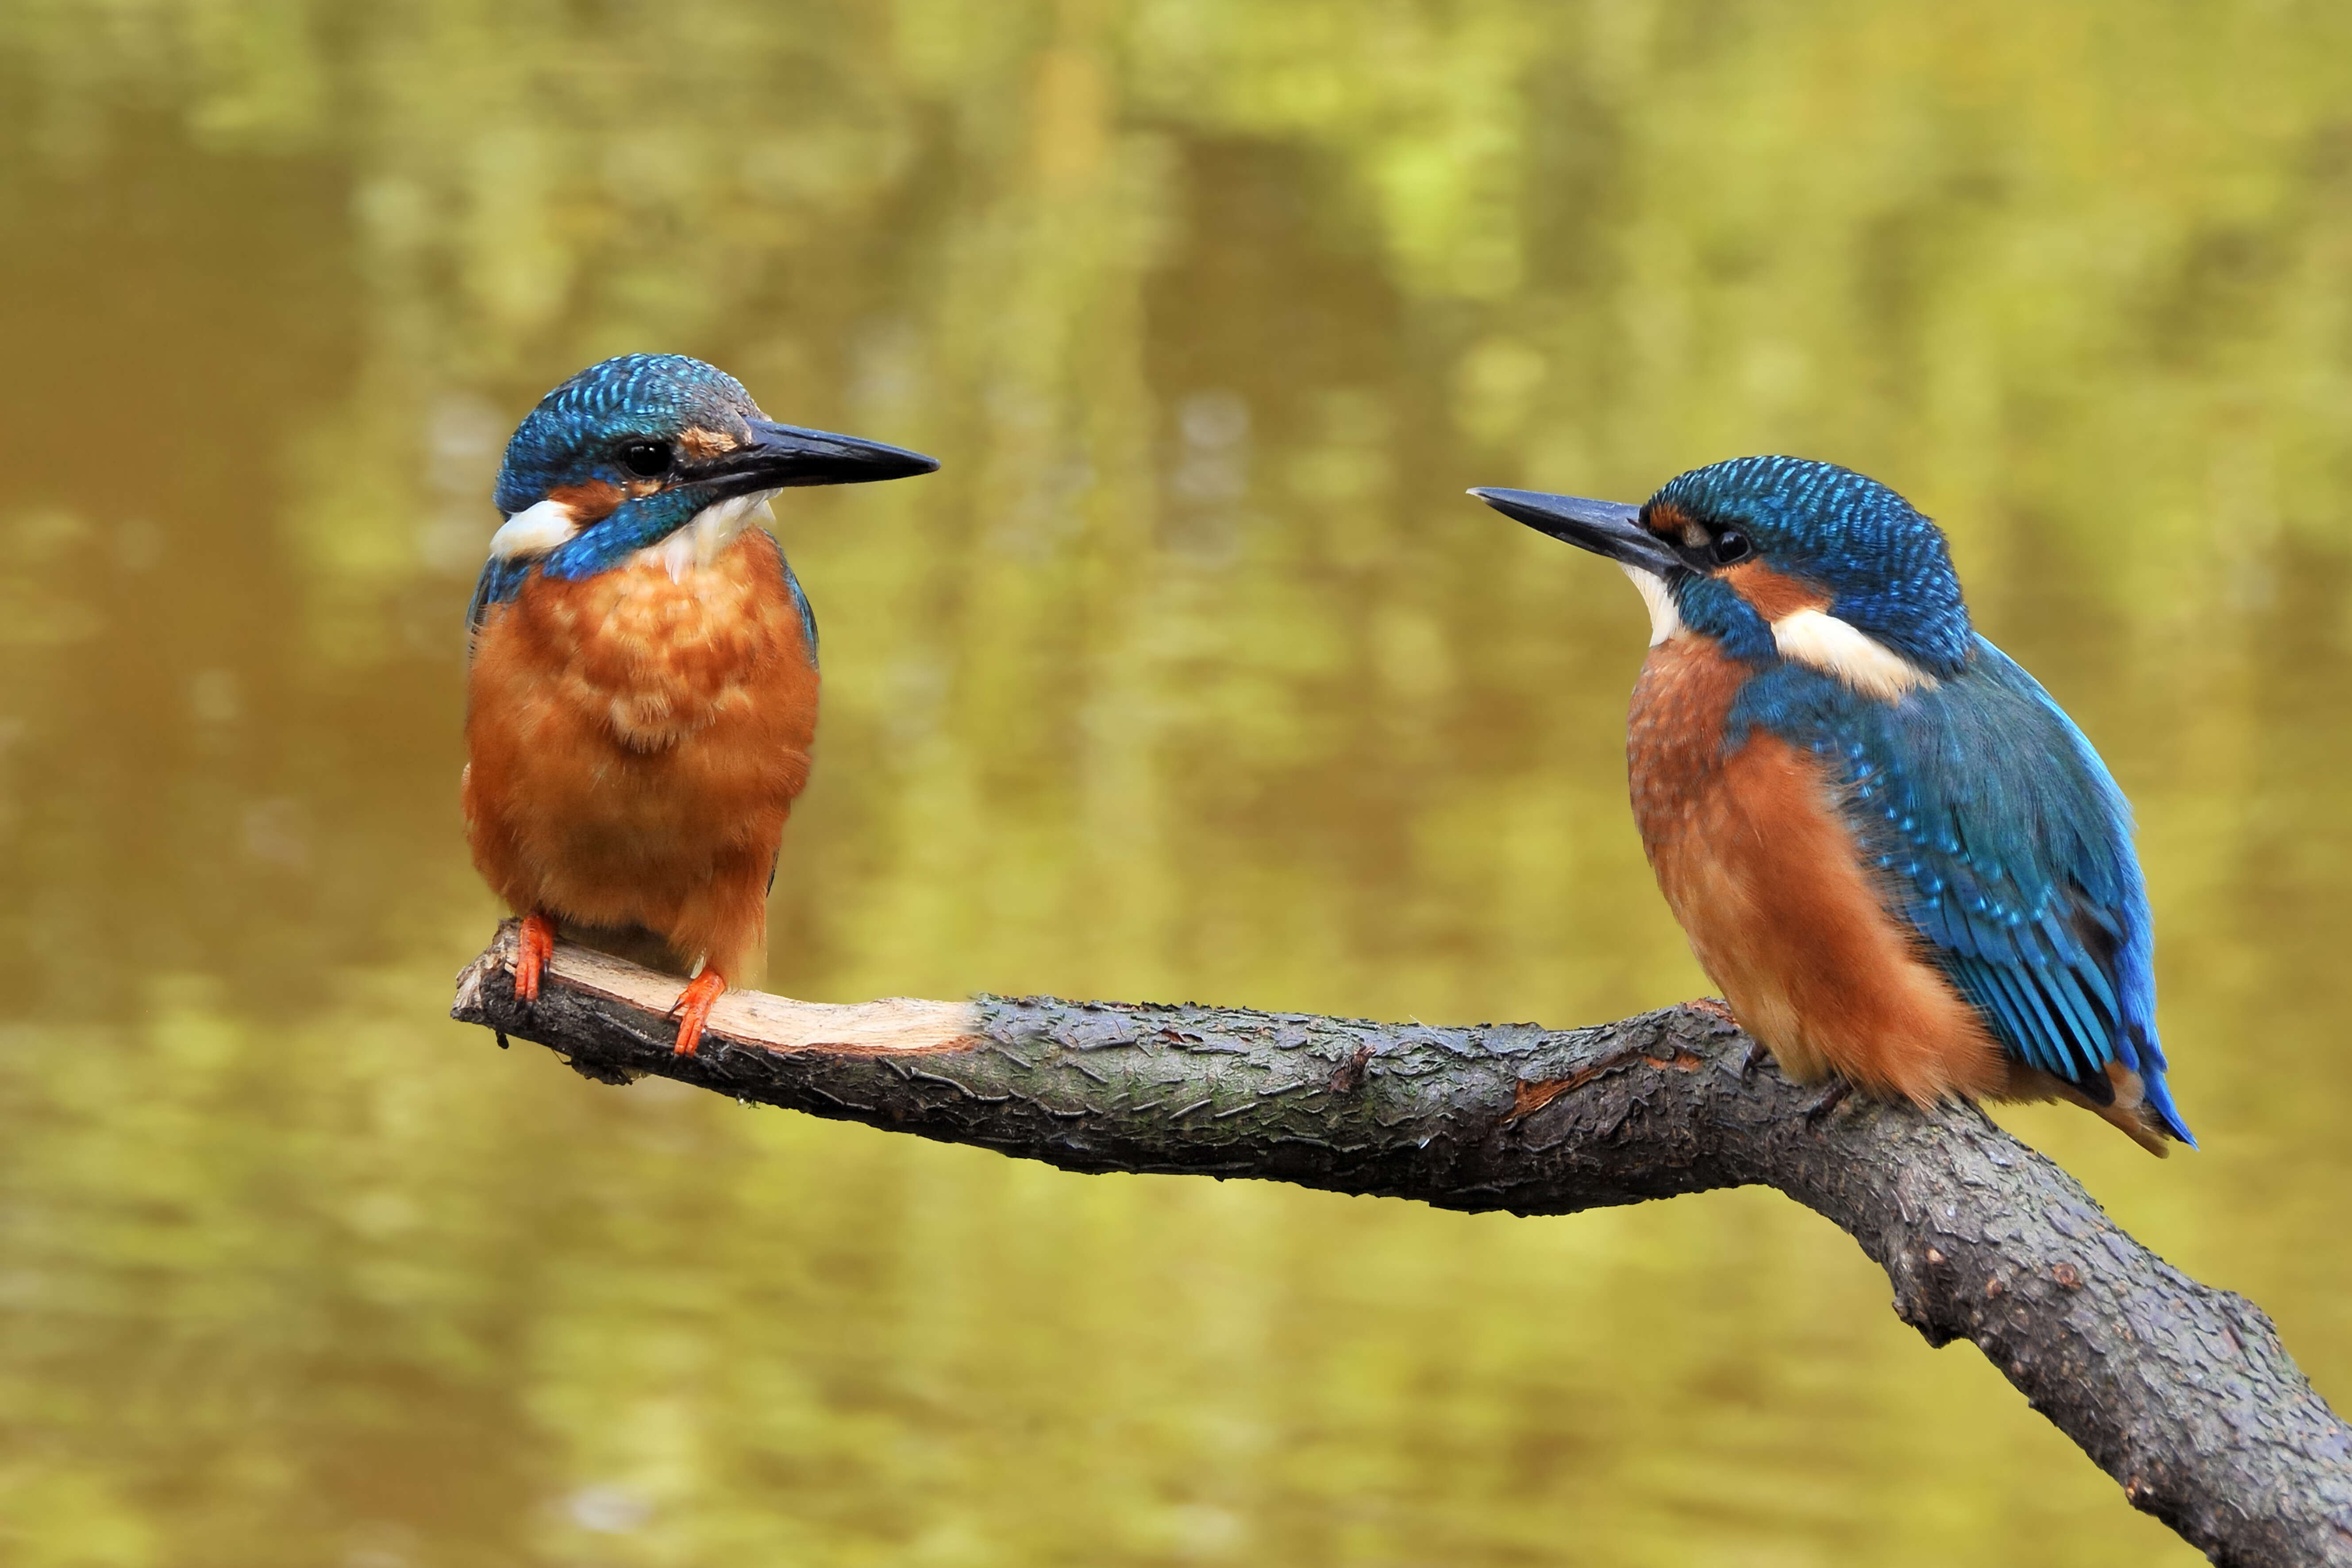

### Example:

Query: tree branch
xmin=452 ymin=922 xmax=2352 ymax=1564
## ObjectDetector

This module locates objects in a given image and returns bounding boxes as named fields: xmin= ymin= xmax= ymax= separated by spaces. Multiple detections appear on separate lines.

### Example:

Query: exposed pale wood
xmin=451 ymin=921 xmax=2352 ymax=1565
xmin=452 ymin=924 xmax=978 ymax=1055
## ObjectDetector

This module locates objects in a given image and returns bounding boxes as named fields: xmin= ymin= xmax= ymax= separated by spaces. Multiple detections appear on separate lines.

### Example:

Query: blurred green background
xmin=3 ymin=1 xmax=2348 ymax=1562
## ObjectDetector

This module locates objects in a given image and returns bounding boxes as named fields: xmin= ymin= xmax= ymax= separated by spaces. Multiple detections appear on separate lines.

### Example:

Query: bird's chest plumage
xmin=462 ymin=530 xmax=816 ymax=954
xmin=1624 ymin=634 xmax=2002 ymax=1102
xmin=1627 ymin=636 xmax=1751 ymax=853
xmin=510 ymin=546 xmax=802 ymax=753
xmin=1626 ymin=637 xmax=1771 ymax=1007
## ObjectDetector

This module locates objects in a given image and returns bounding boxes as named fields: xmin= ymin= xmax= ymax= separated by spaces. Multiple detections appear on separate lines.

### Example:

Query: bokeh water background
xmin=4 ymin=3 xmax=2351 ymax=1562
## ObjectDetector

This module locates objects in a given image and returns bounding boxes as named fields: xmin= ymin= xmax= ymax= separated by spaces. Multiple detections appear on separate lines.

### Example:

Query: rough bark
xmin=453 ymin=922 xmax=2352 ymax=1564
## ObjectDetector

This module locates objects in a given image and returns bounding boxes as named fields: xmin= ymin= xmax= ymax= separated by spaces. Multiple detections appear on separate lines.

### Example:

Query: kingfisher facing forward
xmin=465 ymin=354 xmax=936 ymax=1054
xmin=1473 ymin=458 xmax=2193 ymax=1154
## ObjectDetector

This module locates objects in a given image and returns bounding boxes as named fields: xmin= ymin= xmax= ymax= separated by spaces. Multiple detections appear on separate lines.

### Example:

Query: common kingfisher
xmin=1474 ymin=458 xmax=2194 ymax=1154
xmin=464 ymin=354 xmax=936 ymax=1055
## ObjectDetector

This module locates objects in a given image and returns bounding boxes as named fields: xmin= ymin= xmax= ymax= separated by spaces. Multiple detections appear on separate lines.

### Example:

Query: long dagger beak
xmin=1468 ymin=487 xmax=1682 ymax=576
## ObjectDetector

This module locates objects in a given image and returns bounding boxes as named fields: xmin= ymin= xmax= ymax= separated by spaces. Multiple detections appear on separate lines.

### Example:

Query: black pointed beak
xmin=1469 ymin=487 xmax=1682 ymax=576
xmin=705 ymin=420 xmax=941 ymax=491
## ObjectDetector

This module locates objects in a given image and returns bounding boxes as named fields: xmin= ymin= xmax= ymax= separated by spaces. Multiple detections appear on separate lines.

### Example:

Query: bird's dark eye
xmin=619 ymin=439 xmax=673 ymax=478
xmin=1710 ymin=528 xmax=1752 ymax=566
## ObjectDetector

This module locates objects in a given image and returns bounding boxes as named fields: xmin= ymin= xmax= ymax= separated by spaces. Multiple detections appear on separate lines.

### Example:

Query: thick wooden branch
xmin=453 ymin=922 xmax=2352 ymax=1564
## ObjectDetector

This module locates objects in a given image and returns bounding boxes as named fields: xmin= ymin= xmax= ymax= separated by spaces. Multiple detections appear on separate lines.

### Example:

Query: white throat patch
xmin=1622 ymin=564 xmax=1682 ymax=646
xmin=635 ymin=489 xmax=781 ymax=582
xmin=1771 ymin=608 xmax=1937 ymax=700
xmin=485 ymin=497 xmax=581 ymax=560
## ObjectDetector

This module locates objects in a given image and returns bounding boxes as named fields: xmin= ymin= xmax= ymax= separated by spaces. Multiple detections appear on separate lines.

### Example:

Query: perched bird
xmin=1473 ymin=458 xmax=2193 ymax=1154
xmin=465 ymin=354 xmax=937 ymax=1054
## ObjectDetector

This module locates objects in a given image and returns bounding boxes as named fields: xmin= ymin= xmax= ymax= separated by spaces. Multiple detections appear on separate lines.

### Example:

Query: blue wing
xmin=1734 ymin=636 xmax=2192 ymax=1144
xmin=754 ymin=527 xmax=815 ymax=894
xmin=765 ymin=529 xmax=819 ymax=670
xmin=466 ymin=555 xmax=534 ymax=651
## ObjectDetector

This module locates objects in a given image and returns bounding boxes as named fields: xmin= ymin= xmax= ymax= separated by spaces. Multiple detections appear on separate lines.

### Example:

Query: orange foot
xmin=515 ymin=913 xmax=558 ymax=1002
xmin=668 ymin=970 xmax=728 ymax=1057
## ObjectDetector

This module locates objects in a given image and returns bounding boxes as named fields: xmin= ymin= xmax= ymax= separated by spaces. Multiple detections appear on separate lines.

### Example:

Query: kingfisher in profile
xmin=1473 ymin=458 xmax=2194 ymax=1154
xmin=464 ymin=354 xmax=936 ymax=1055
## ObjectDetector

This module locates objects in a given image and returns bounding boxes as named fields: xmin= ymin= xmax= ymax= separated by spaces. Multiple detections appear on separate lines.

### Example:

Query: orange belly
xmin=1629 ymin=636 xmax=2004 ymax=1106
xmin=462 ymin=528 xmax=816 ymax=985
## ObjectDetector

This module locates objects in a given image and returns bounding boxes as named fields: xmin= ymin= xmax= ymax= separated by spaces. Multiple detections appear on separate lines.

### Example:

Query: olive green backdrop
xmin=2 ymin=2 xmax=2348 ymax=1563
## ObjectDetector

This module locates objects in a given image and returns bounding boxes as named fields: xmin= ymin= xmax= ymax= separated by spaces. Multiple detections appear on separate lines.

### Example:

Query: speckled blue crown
xmin=1654 ymin=456 xmax=1973 ymax=673
xmin=493 ymin=354 xmax=762 ymax=517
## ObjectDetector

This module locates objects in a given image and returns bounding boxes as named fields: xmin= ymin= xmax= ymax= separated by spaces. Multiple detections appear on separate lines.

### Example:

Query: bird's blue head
xmin=483 ymin=353 xmax=937 ymax=586
xmin=1473 ymin=457 xmax=1974 ymax=688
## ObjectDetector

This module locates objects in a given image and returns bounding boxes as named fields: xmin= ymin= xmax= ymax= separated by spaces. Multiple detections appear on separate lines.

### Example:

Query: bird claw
xmin=515 ymin=913 xmax=557 ymax=1003
xmin=1736 ymin=1037 xmax=1767 ymax=1080
xmin=1803 ymin=1079 xmax=1854 ymax=1126
xmin=668 ymin=971 xmax=729 ymax=1057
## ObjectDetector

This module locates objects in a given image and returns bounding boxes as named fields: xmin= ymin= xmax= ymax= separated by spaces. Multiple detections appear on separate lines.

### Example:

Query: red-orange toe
xmin=668 ymin=970 xmax=729 ymax=1057
xmin=516 ymin=913 xmax=557 ymax=1002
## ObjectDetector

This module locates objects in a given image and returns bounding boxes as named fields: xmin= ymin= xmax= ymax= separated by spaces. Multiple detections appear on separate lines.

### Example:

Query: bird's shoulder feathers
xmin=1728 ymin=636 xmax=2190 ymax=1146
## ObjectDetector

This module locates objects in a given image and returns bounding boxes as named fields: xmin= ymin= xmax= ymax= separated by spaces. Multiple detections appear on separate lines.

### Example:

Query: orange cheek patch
xmin=547 ymin=480 xmax=626 ymax=523
xmin=1644 ymin=501 xmax=1696 ymax=548
xmin=677 ymin=426 xmax=738 ymax=460
xmin=1720 ymin=561 xmax=1829 ymax=620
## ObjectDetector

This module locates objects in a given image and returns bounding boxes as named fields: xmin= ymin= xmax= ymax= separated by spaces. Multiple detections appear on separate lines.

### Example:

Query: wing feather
xmin=466 ymin=555 xmax=534 ymax=652
xmin=1732 ymin=635 xmax=2191 ymax=1142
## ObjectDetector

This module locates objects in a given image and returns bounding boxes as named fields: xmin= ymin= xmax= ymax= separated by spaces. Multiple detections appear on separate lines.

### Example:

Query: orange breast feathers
xmin=1628 ymin=637 xmax=2005 ymax=1106
xmin=462 ymin=528 xmax=816 ymax=988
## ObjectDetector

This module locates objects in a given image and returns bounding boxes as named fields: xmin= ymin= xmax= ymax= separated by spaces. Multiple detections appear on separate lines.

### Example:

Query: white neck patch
xmin=485 ymin=497 xmax=581 ymax=560
xmin=1622 ymin=564 xmax=1682 ymax=646
xmin=1772 ymin=608 xmax=1937 ymax=700
xmin=635 ymin=489 xmax=781 ymax=582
